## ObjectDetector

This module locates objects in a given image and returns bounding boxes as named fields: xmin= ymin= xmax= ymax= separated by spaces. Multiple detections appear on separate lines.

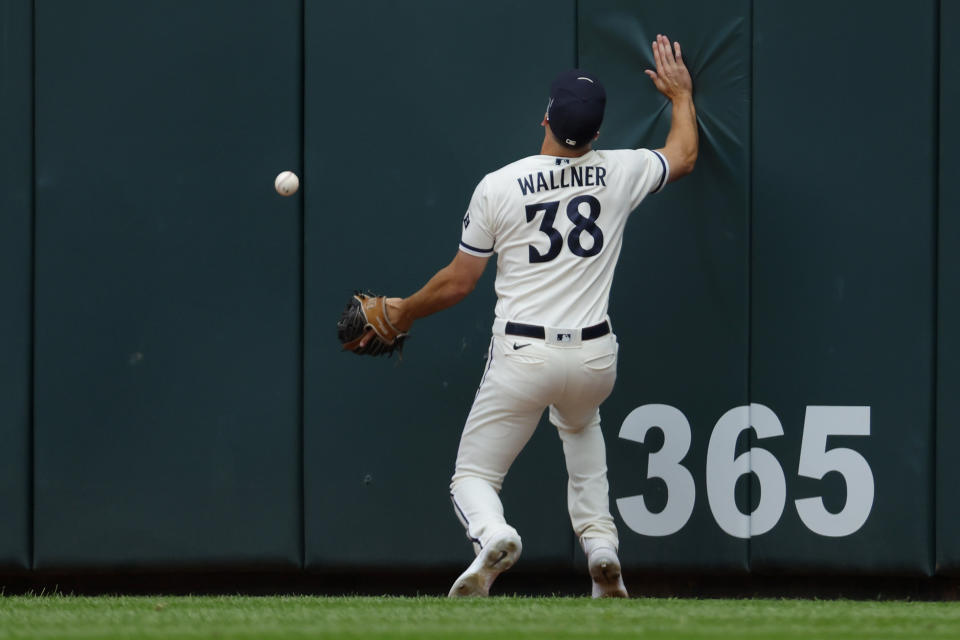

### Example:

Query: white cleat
xmin=448 ymin=532 xmax=522 ymax=597
xmin=588 ymin=547 xmax=629 ymax=598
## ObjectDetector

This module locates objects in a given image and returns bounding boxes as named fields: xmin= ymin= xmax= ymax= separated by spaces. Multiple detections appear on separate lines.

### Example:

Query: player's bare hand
xmin=644 ymin=34 xmax=692 ymax=101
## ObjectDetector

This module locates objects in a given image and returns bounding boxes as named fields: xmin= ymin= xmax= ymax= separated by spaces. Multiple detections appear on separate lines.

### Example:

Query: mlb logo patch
xmin=556 ymin=333 xmax=572 ymax=342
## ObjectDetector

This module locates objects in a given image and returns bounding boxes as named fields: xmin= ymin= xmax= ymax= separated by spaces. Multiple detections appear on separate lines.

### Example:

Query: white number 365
xmin=615 ymin=404 xmax=874 ymax=539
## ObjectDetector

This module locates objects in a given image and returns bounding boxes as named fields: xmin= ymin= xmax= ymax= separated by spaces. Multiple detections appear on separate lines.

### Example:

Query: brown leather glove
xmin=338 ymin=292 xmax=408 ymax=357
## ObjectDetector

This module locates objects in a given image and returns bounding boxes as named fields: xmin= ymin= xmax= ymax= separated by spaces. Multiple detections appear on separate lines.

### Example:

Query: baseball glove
xmin=338 ymin=292 xmax=408 ymax=357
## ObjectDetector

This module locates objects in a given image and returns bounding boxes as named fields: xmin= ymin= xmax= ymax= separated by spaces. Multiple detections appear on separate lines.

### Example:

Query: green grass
xmin=0 ymin=595 xmax=959 ymax=639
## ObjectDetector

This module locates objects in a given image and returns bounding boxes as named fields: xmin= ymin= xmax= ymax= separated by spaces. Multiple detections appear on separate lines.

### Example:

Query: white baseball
xmin=274 ymin=171 xmax=300 ymax=196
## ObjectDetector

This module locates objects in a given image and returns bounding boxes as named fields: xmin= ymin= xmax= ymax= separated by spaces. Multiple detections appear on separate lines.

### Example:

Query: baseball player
xmin=352 ymin=34 xmax=697 ymax=597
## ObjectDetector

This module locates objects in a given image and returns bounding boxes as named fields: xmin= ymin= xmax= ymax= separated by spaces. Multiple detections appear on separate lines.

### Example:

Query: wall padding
xmin=303 ymin=0 xmax=578 ymax=569
xmin=33 ymin=0 xmax=303 ymax=569
xmin=750 ymin=0 xmax=936 ymax=575
xmin=0 ymin=0 xmax=34 ymax=570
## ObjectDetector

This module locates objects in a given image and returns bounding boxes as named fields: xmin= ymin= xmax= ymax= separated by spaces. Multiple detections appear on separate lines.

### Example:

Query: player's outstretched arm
xmin=356 ymin=251 xmax=489 ymax=349
xmin=390 ymin=251 xmax=489 ymax=324
xmin=645 ymin=34 xmax=697 ymax=182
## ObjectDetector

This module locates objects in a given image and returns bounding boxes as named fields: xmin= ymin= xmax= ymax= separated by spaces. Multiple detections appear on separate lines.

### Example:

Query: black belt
xmin=505 ymin=320 xmax=610 ymax=341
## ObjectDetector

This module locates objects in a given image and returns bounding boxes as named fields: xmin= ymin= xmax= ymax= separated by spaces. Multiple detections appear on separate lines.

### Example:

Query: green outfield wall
xmin=937 ymin=0 xmax=960 ymax=576
xmin=0 ymin=0 xmax=33 ymax=570
xmin=0 ymin=0 xmax=955 ymax=579
xmin=302 ymin=0 xmax=577 ymax=570
xmin=31 ymin=0 xmax=303 ymax=569
xmin=749 ymin=0 xmax=937 ymax=575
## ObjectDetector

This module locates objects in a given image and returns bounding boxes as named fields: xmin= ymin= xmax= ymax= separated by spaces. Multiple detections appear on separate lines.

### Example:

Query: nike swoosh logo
xmin=513 ymin=343 xmax=531 ymax=350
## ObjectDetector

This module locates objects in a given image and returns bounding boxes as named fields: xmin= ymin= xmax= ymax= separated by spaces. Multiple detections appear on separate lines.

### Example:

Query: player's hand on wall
xmin=645 ymin=34 xmax=692 ymax=101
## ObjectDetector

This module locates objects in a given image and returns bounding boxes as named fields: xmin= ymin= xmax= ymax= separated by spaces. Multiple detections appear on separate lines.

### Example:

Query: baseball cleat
xmin=588 ymin=548 xmax=629 ymax=598
xmin=448 ymin=532 xmax=522 ymax=597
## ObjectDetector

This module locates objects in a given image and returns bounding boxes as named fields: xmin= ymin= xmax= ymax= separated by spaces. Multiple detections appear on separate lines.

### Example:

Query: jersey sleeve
xmin=623 ymin=148 xmax=670 ymax=210
xmin=459 ymin=177 xmax=496 ymax=257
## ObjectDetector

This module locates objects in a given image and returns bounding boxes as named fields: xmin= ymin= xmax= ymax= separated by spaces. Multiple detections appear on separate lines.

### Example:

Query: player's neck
xmin=540 ymin=134 xmax=592 ymax=158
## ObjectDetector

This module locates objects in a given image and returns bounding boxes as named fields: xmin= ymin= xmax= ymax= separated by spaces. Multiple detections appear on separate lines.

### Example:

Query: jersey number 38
xmin=525 ymin=195 xmax=604 ymax=263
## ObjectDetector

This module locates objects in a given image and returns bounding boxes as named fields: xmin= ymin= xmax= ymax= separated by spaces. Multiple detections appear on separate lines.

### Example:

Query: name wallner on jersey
xmin=459 ymin=148 xmax=668 ymax=328
xmin=517 ymin=165 xmax=607 ymax=196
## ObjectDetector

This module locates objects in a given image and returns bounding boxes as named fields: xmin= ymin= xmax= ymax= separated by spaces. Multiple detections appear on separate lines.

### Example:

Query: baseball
xmin=274 ymin=171 xmax=299 ymax=196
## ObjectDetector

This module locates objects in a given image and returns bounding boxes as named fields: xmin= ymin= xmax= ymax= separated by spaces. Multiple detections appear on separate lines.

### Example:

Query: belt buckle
xmin=545 ymin=327 xmax=581 ymax=347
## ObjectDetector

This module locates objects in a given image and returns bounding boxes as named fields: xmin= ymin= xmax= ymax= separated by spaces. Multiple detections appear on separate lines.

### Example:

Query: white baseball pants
xmin=450 ymin=321 xmax=620 ymax=554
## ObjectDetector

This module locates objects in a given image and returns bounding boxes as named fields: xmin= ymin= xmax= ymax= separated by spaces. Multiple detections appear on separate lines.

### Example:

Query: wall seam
xmin=746 ymin=0 xmax=755 ymax=575
xmin=931 ymin=0 xmax=941 ymax=577
xmin=570 ymin=0 xmax=579 ymax=569
xmin=298 ymin=0 xmax=307 ymax=572
xmin=573 ymin=0 xmax=579 ymax=69
xmin=29 ymin=0 xmax=38 ymax=572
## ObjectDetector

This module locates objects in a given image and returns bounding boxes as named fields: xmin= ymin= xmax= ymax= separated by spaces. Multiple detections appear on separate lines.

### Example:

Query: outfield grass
xmin=0 ymin=595 xmax=958 ymax=639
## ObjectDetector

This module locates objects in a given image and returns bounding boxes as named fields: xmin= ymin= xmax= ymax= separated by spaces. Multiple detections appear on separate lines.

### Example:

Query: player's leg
xmin=449 ymin=398 xmax=542 ymax=552
xmin=549 ymin=334 xmax=627 ymax=597
xmin=553 ymin=414 xmax=628 ymax=598
xmin=448 ymin=336 xmax=559 ymax=596
xmin=549 ymin=334 xmax=620 ymax=545
xmin=552 ymin=411 xmax=619 ymax=546
xmin=448 ymin=396 xmax=540 ymax=597
xmin=451 ymin=336 xmax=559 ymax=547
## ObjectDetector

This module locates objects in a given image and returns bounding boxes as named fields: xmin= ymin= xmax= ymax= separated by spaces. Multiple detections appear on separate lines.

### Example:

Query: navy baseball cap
xmin=546 ymin=69 xmax=606 ymax=148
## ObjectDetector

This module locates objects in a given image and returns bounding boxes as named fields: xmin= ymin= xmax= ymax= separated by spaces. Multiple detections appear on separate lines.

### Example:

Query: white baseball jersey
xmin=459 ymin=148 xmax=668 ymax=328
